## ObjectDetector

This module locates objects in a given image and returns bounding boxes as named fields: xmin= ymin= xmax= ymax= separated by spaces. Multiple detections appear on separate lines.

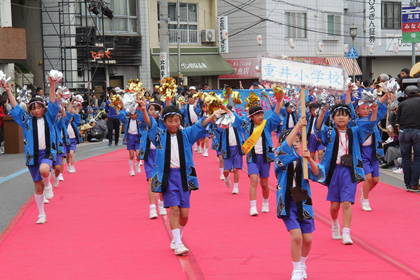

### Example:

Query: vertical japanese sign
xmin=218 ymin=16 xmax=229 ymax=54
xmin=402 ymin=6 xmax=420 ymax=43
xmin=366 ymin=0 xmax=380 ymax=44
xmin=159 ymin=52 xmax=170 ymax=79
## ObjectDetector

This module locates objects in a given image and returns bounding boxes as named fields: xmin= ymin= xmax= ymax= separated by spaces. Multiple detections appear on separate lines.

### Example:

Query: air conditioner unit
xmin=201 ymin=29 xmax=216 ymax=43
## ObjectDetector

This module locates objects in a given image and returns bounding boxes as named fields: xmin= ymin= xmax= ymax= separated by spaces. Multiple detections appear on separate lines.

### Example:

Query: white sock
xmin=172 ymin=228 xmax=182 ymax=245
xmin=300 ymin=256 xmax=307 ymax=265
xmin=233 ymin=183 xmax=239 ymax=189
xmin=219 ymin=168 xmax=224 ymax=175
xmin=180 ymin=226 xmax=185 ymax=238
xmin=42 ymin=175 xmax=50 ymax=187
xmin=292 ymin=261 xmax=301 ymax=271
xmin=150 ymin=204 xmax=156 ymax=210
xmin=158 ymin=199 xmax=164 ymax=208
xmin=343 ymin=227 xmax=351 ymax=234
xmin=250 ymin=200 xmax=257 ymax=208
xmin=263 ymin=198 xmax=269 ymax=205
xmin=332 ymin=219 xmax=339 ymax=227
xmin=34 ymin=194 xmax=45 ymax=217
xmin=129 ymin=160 xmax=134 ymax=171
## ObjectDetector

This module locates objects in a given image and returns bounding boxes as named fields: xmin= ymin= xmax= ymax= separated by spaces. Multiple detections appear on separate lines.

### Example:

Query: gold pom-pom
xmin=158 ymin=77 xmax=178 ymax=100
xmin=273 ymin=86 xmax=285 ymax=101
xmin=232 ymin=91 xmax=242 ymax=105
xmin=111 ymin=94 xmax=123 ymax=110
xmin=245 ymin=92 xmax=260 ymax=108
xmin=203 ymin=91 xmax=223 ymax=114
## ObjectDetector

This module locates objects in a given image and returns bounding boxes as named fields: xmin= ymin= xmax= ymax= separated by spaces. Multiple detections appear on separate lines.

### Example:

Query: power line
xmin=220 ymin=0 xmax=402 ymax=40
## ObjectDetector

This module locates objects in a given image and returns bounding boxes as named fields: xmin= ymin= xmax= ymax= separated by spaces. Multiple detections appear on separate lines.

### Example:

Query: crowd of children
xmin=2 ymin=78 xmax=399 ymax=280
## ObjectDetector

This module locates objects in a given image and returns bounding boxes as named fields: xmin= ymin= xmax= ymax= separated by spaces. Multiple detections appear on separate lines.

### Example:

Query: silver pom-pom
xmin=384 ymin=78 xmax=400 ymax=93
xmin=122 ymin=93 xmax=137 ymax=114
xmin=16 ymin=86 xmax=32 ymax=104
xmin=361 ymin=89 xmax=377 ymax=104
xmin=216 ymin=111 xmax=235 ymax=129
xmin=0 ymin=70 xmax=11 ymax=83
xmin=317 ymin=90 xmax=334 ymax=108
xmin=48 ymin=70 xmax=63 ymax=82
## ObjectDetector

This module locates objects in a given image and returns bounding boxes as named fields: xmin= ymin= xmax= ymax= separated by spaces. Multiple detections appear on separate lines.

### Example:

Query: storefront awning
xmin=151 ymin=54 xmax=234 ymax=78
xmin=326 ymin=57 xmax=362 ymax=76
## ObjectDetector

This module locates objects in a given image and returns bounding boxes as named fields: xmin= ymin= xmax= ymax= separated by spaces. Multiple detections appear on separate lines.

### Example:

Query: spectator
xmin=380 ymin=125 xmax=401 ymax=171
xmin=396 ymin=68 xmax=410 ymax=88
xmin=397 ymin=85 xmax=420 ymax=192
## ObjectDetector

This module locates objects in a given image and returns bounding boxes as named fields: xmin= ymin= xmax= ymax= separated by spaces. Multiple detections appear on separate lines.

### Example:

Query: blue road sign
xmin=346 ymin=47 xmax=359 ymax=59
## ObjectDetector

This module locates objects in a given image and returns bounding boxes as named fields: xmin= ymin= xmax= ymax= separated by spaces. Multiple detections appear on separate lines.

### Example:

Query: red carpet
xmin=0 ymin=148 xmax=419 ymax=279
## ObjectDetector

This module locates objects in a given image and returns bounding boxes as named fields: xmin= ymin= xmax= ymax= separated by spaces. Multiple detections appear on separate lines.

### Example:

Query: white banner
xmin=261 ymin=57 xmax=346 ymax=90
xmin=159 ymin=52 xmax=170 ymax=79
xmin=218 ymin=16 xmax=229 ymax=54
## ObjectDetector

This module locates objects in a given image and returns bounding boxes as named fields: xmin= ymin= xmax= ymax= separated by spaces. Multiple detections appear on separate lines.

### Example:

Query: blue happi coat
xmin=148 ymin=118 xmax=207 ymax=193
xmin=64 ymin=112 xmax=82 ymax=143
xmin=234 ymin=110 xmax=282 ymax=163
xmin=275 ymin=141 xmax=325 ymax=220
xmin=180 ymin=103 xmax=202 ymax=127
xmin=316 ymin=120 xmax=376 ymax=185
xmin=55 ymin=116 xmax=69 ymax=154
xmin=10 ymin=102 xmax=59 ymax=166
xmin=219 ymin=114 xmax=245 ymax=159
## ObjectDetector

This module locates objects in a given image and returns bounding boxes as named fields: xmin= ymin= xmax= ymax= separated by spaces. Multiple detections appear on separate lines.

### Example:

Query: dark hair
xmin=308 ymin=103 xmax=319 ymax=110
xmin=249 ymin=106 xmax=263 ymax=116
xmin=101 ymin=113 xmax=108 ymax=120
xmin=331 ymin=104 xmax=351 ymax=118
xmin=149 ymin=102 xmax=163 ymax=112
xmin=35 ymin=87 xmax=43 ymax=94
xmin=28 ymin=96 xmax=46 ymax=111
xmin=162 ymin=106 xmax=182 ymax=121
xmin=401 ymin=68 xmax=410 ymax=75
xmin=277 ymin=128 xmax=293 ymax=144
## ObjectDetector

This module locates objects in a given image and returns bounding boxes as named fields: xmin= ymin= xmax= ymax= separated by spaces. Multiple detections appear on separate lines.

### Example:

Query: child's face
xmin=148 ymin=105 xmax=158 ymax=118
xmin=293 ymin=137 xmax=302 ymax=154
xmin=357 ymin=104 xmax=370 ymax=117
xmin=30 ymin=104 xmax=45 ymax=118
xmin=188 ymin=97 xmax=195 ymax=104
xmin=251 ymin=112 xmax=264 ymax=125
xmin=310 ymin=108 xmax=317 ymax=116
xmin=286 ymin=106 xmax=294 ymax=113
xmin=130 ymin=113 xmax=137 ymax=120
xmin=333 ymin=112 xmax=350 ymax=129
xmin=164 ymin=115 xmax=181 ymax=134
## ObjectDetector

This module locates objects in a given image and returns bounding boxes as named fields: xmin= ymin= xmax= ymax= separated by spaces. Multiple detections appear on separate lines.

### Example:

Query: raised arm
xmin=316 ymin=106 xmax=329 ymax=130
xmin=274 ymin=90 xmax=285 ymax=115
xmin=2 ymin=81 xmax=17 ymax=108
xmin=286 ymin=116 xmax=307 ymax=147
xmin=138 ymin=99 xmax=151 ymax=128
xmin=48 ymin=77 xmax=57 ymax=103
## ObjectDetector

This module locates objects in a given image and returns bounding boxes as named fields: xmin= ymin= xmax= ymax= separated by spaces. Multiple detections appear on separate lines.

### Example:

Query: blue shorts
xmin=281 ymin=201 xmax=315 ymax=234
xmin=126 ymin=133 xmax=140 ymax=151
xmin=163 ymin=168 xmax=191 ymax=208
xmin=28 ymin=150 xmax=53 ymax=182
xmin=53 ymin=153 xmax=64 ymax=167
xmin=224 ymin=146 xmax=243 ymax=171
xmin=247 ymin=154 xmax=271 ymax=178
xmin=327 ymin=165 xmax=357 ymax=203
xmin=144 ymin=149 xmax=156 ymax=180
xmin=308 ymin=134 xmax=322 ymax=153
xmin=65 ymin=138 xmax=77 ymax=153
xmin=361 ymin=146 xmax=380 ymax=178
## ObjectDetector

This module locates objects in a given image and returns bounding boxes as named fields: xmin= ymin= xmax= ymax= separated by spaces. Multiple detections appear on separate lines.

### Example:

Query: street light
xmin=349 ymin=24 xmax=357 ymax=82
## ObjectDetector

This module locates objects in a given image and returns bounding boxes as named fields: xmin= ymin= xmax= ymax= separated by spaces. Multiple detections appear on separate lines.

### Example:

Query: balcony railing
xmin=169 ymin=29 xmax=199 ymax=44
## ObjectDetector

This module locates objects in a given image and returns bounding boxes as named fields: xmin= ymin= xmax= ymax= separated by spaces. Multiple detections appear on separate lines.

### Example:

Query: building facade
xmin=147 ymin=0 xmax=233 ymax=88
xmin=345 ymin=0 xmax=418 ymax=81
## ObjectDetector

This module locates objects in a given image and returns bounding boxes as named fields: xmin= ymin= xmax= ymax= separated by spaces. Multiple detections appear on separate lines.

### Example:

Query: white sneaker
xmin=331 ymin=224 xmax=341 ymax=240
xmin=67 ymin=166 xmax=75 ymax=173
xmin=219 ymin=173 xmax=225 ymax=181
xmin=361 ymin=199 xmax=372 ymax=211
xmin=203 ymin=151 xmax=208 ymax=157
xmin=136 ymin=164 xmax=141 ymax=173
xmin=149 ymin=207 xmax=158 ymax=219
xmin=44 ymin=185 xmax=54 ymax=200
xmin=170 ymin=240 xmax=177 ymax=250
xmin=250 ymin=206 xmax=258 ymax=216
xmin=342 ymin=231 xmax=353 ymax=245
xmin=43 ymin=197 xmax=49 ymax=204
xmin=262 ymin=202 xmax=270 ymax=213
xmin=53 ymin=176 xmax=59 ymax=188
xmin=174 ymin=243 xmax=190 ymax=255
xmin=301 ymin=264 xmax=307 ymax=279
xmin=198 ymin=147 xmax=203 ymax=154
xmin=130 ymin=170 xmax=135 ymax=176
xmin=392 ymin=168 xmax=403 ymax=174
xmin=291 ymin=269 xmax=304 ymax=280
xmin=58 ymin=173 xmax=64 ymax=181
xmin=232 ymin=186 xmax=239 ymax=194
xmin=36 ymin=215 xmax=46 ymax=224
xmin=159 ymin=206 xmax=167 ymax=216
xmin=72 ymin=165 xmax=77 ymax=173
xmin=224 ymin=177 xmax=232 ymax=188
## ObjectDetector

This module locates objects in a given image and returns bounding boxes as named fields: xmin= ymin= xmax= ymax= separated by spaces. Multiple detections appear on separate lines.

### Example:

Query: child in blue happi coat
xmin=140 ymin=102 xmax=220 ymax=256
xmin=208 ymin=122 xmax=225 ymax=180
xmin=234 ymin=93 xmax=284 ymax=216
xmin=352 ymin=93 xmax=388 ymax=211
xmin=3 ymin=78 xmax=59 ymax=224
xmin=52 ymin=103 xmax=69 ymax=189
xmin=64 ymin=103 xmax=82 ymax=173
xmin=275 ymin=117 xmax=324 ymax=280
xmin=315 ymin=103 xmax=378 ymax=245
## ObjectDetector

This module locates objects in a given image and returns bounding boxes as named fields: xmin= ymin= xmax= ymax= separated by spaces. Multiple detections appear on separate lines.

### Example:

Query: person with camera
xmin=397 ymin=85 xmax=420 ymax=192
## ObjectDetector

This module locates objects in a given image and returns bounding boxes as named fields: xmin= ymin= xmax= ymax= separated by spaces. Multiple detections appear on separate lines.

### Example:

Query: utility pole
xmin=159 ymin=0 xmax=170 ymax=79
xmin=177 ymin=0 xmax=181 ymax=84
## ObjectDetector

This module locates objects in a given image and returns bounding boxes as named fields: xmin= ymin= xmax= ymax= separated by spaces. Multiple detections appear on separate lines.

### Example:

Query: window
xmin=327 ymin=15 xmax=341 ymax=36
xmin=158 ymin=2 xmax=198 ymax=44
xmin=382 ymin=2 xmax=401 ymax=29
xmin=286 ymin=12 xmax=307 ymax=38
